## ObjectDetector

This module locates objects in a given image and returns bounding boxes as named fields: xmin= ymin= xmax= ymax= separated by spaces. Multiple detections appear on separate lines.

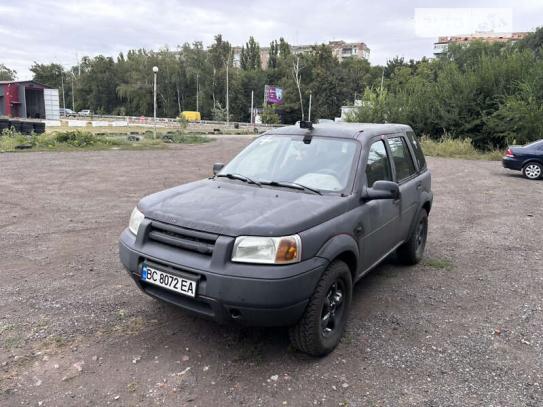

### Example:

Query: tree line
xmin=350 ymin=28 xmax=543 ymax=148
xmin=2 ymin=28 xmax=543 ymax=148
xmin=21 ymin=35 xmax=382 ymax=125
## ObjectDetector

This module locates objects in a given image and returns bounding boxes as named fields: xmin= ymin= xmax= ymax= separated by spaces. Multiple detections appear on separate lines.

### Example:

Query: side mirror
xmin=361 ymin=180 xmax=400 ymax=201
xmin=213 ymin=162 xmax=224 ymax=175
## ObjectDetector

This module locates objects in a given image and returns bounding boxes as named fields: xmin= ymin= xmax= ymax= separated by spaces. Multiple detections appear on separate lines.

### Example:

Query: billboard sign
xmin=264 ymin=85 xmax=284 ymax=105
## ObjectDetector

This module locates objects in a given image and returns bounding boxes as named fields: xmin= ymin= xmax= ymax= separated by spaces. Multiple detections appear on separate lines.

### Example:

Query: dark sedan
xmin=502 ymin=140 xmax=543 ymax=180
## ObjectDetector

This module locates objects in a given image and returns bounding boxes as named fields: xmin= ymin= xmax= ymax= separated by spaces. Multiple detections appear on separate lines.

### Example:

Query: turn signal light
xmin=275 ymin=237 xmax=300 ymax=263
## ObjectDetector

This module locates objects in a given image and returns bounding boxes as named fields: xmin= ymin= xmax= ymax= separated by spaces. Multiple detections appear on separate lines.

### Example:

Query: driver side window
xmin=366 ymin=140 xmax=392 ymax=187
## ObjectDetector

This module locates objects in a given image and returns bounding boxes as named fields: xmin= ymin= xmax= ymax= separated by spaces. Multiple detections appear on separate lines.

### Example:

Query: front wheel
xmin=289 ymin=261 xmax=352 ymax=356
xmin=523 ymin=162 xmax=542 ymax=180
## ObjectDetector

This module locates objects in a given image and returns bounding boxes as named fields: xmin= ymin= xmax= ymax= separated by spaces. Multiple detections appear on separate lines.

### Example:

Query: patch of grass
xmin=0 ymin=129 xmax=213 ymax=152
xmin=0 ymin=322 xmax=24 ymax=349
xmin=420 ymin=136 xmax=503 ymax=161
xmin=3 ymin=335 xmax=24 ymax=349
xmin=341 ymin=330 xmax=353 ymax=345
xmin=109 ymin=316 xmax=146 ymax=336
xmin=43 ymin=335 xmax=70 ymax=348
xmin=423 ymin=257 xmax=454 ymax=270
xmin=161 ymin=131 xmax=211 ymax=144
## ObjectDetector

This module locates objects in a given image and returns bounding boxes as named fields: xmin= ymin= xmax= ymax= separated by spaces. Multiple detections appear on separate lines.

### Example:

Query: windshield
xmin=219 ymin=135 xmax=359 ymax=193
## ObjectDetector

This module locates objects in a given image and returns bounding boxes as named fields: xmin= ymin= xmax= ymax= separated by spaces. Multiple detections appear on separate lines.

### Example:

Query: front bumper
xmin=119 ymin=224 xmax=327 ymax=327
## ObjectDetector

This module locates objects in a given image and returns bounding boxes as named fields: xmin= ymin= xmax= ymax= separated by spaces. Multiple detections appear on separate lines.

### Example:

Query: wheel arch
xmin=406 ymin=196 xmax=432 ymax=240
xmin=522 ymin=158 xmax=543 ymax=167
xmin=315 ymin=234 xmax=359 ymax=280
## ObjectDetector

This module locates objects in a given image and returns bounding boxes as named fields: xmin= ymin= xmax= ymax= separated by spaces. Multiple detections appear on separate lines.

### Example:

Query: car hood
xmin=138 ymin=179 xmax=353 ymax=237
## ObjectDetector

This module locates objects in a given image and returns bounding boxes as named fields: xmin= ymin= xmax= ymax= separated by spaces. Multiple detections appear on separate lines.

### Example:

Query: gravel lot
xmin=1 ymin=137 xmax=542 ymax=407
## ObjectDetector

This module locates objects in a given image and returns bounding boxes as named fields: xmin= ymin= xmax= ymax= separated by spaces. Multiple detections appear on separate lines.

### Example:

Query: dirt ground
xmin=1 ymin=137 xmax=542 ymax=407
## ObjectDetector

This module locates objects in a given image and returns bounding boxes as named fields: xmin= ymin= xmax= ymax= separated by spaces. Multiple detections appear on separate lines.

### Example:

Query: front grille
xmin=147 ymin=221 xmax=218 ymax=256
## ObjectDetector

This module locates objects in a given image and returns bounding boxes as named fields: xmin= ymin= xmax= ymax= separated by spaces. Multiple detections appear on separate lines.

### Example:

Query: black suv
xmin=119 ymin=123 xmax=433 ymax=356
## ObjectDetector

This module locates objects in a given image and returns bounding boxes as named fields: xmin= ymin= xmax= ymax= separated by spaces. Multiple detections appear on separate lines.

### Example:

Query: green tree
xmin=515 ymin=27 xmax=543 ymax=57
xmin=30 ymin=62 xmax=64 ymax=88
xmin=0 ymin=64 xmax=16 ymax=81
xmin=240 ymin=36 xmax=261 ymax=71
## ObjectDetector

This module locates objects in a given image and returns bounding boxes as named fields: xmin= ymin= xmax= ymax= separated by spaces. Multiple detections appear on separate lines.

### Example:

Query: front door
xmin=357 ymin=138 xmax=401 ymax=273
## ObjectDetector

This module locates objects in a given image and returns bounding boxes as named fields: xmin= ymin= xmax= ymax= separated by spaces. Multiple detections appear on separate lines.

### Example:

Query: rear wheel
xmin=396 ymin=209 xmax=428 ymax=265
xmin=522 ymin=162 xmax=542 ymax=180
xmin=289 ymin=261 xmax=352 ymax=356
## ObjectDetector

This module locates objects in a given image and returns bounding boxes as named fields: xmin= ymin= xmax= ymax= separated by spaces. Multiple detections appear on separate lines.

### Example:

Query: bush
xmin=211 ymin=104 xmax=227 ymax=121
xmin=54 ymin=130 xmax=97 ymax=147
xmin=176 ymin=116 xmax=189 ymax=129
xmin=420 ymin=136 xmax=503 ymax=160
xmin=261 ymin=105 xmax=280 ymax=124
xmin=0 ymin=128 xmax=29 ymax=151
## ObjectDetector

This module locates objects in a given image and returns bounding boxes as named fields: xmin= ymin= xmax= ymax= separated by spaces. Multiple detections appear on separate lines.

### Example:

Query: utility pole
xmin=196 ymin=73 xmax=199 ymax=112
xmin=250 ymin=90 xmax=254 ymax=124
xmin=60 ymin=70 xmax=66 ymax=111
xmin=308 ymin=92 xmax=312 ymax=122
xmin=226 ymin=60 xmax=230 ymax=126
xmin=153 ymin=66 xmax=158 ymax=139
xmin=225 ymin=48 xmax=233 ymax=126
xmin=71 ymin=73 xmax=75 ymax=110
xmin=76 ymin=52 xmax=81 ymax=76
xmin=292 ymin=56 xmax=304 ymax=121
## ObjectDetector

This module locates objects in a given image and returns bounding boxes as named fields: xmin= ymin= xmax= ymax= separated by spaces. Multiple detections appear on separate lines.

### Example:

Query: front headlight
xmin=128 ymin=207 xmax=145 ymax=236
xmin=232 ymin=235 xmax=301 ymax=264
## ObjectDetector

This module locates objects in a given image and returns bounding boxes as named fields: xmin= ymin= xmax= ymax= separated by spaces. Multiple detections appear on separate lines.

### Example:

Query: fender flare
xmin=315 ymin=234 xmax=359 ymax=274
xmin=407 ymin=192 xmax=433 ymax=238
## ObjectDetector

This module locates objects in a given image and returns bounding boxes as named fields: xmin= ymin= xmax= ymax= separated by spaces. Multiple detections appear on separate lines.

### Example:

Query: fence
xmin=46 ymin=114 xmax=285 ymax=131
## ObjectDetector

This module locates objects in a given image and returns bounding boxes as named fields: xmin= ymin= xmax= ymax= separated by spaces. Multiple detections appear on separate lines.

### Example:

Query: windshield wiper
xmin=216 ymin=173 xmax=262 ymax=187
xmin=262 ymin=180 xmax=322 ymax=195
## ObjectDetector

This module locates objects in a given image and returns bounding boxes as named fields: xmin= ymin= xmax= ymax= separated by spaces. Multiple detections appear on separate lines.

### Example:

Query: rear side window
xmin=387 ymin=136 xmax=416 ymax=181
xmin=366 ymin=140 xmax=392 ymax=187
xmin=406 ymin=131 xmax=427 ymax=170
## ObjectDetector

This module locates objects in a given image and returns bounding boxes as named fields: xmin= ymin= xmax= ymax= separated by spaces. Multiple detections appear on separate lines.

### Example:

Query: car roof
xmin=264 ymin=122 xmax=412 ymax=140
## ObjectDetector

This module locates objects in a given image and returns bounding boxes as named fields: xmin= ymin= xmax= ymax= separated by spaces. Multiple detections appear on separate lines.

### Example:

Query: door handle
xmin=416 ymin=181 xmax=422 ymax=190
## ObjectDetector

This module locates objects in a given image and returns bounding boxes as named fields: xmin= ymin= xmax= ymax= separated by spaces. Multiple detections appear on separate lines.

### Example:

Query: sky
xmin=1 ymin=0 xmax=542 ymax=80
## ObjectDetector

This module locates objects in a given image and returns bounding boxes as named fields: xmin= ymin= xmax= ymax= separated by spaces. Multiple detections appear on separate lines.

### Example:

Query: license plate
xmin=140 ymin=264 xmax=197 ymax=298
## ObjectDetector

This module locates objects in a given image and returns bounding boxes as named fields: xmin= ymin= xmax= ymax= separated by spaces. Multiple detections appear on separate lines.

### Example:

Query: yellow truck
xmin=179 ymin=111 xmax=201 ymax=122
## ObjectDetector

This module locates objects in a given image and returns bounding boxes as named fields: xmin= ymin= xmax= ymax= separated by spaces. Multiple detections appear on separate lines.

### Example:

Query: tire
xmin=522 ymin=162 xmax=542 ymax=180
xmin=33 ymin=122 xmax=46 ymax=134
xmin=21 ymin=122 xmax=34 ymax=135
xmin=289 ymin=260 xmax=352 ymax=356
xmin=396 ymin=209 xmax=428 ymax=265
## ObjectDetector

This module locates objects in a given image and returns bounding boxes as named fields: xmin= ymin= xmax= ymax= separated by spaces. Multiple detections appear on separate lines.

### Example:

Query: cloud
xmin=1 ymin=0 xmax=541 ymax=79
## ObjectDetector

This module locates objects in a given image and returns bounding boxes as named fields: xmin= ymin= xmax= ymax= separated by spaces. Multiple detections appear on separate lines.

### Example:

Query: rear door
xmin=386 ymin=134 xmax=421 ymax=241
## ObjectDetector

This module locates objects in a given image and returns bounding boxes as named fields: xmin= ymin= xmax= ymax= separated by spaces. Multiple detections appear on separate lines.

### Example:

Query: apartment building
xmin=233 ymin=40 xmax=370 ymax=69
xmin=433 ymin=32 xmax=530 ymax=55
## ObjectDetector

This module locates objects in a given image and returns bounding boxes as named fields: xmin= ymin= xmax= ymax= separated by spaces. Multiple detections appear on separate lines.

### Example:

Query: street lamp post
xmin=196 ymin=72 xmax=199 ymax=113
xmin=71 ymin=72 xmax=76 ymax=111
xmin=226 ymin=61 xmax=229 ymax=126
xmin=153 ymin=66 xmax=159 ymax=139
xmin=60 ymin=70 xmax=66 ymax=112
